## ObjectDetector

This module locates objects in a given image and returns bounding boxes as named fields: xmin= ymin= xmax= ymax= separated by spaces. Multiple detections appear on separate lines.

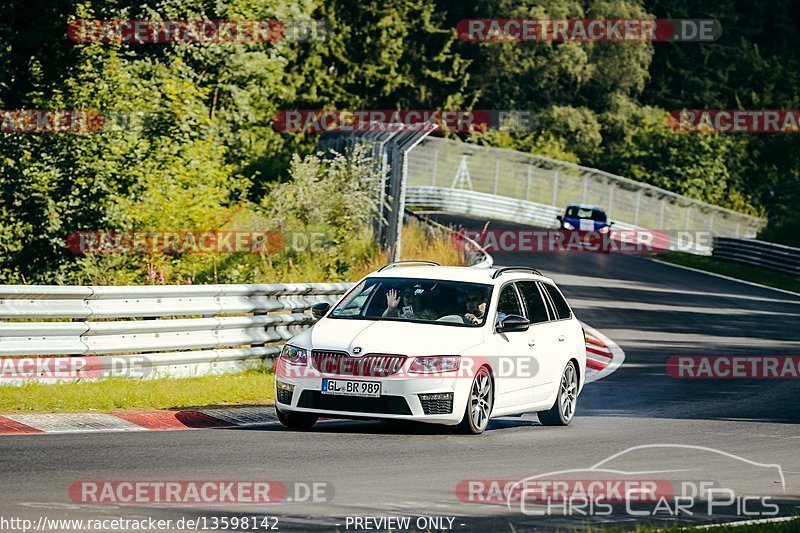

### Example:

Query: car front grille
xmin=419 ymin=393 xmax=454 ymax=415
xmin=311 ymin=350 xmax=406 ymax=377
xmin=297 ymin=390 xmax=412 ymax=415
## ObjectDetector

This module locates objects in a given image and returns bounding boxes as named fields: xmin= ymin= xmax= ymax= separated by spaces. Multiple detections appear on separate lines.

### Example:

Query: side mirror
xmin=556 ymin=215 xmax=563 ymax=222
xmin=311 ymin=302 xmax=330 ymax=319
xmin=496 ymin=314 xmax=530 ymax=333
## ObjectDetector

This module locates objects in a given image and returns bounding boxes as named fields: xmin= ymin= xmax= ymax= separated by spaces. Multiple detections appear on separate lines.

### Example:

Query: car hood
xmin=289 ymin=318 xmax=485 ymax=356
xmin=565 ymin=217 xmax=607 ymax=230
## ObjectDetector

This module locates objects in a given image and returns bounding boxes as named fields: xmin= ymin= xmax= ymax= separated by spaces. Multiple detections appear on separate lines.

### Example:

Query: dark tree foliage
xmin=1 ymin=0 xmax=798 ymax=282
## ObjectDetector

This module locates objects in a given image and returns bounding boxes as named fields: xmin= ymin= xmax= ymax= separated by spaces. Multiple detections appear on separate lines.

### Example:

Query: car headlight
xmin=408 ymin=356 xmax=460 ymax=374
xmin=563 ymin=221 xmax=575 ymax=230
xmin=280 ymin=345 xmax=308 ymax=366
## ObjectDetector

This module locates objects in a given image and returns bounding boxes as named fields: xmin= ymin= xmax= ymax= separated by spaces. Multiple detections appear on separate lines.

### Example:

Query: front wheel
xmin=457 ymin=366 xmax=493 ymax=434
xmin=276 ymin=408 xmax=318 ymax=431
xmin=538 ymin=361 xmax=578 ymax=426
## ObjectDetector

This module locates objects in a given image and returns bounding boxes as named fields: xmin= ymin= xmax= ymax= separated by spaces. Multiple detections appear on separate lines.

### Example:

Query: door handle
xmin=557 ymin=335 xmax=565 ymax=342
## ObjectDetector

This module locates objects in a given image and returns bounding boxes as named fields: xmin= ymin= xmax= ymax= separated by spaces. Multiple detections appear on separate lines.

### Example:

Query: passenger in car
xmin=382 ymin=286 xmax=437 ymax=320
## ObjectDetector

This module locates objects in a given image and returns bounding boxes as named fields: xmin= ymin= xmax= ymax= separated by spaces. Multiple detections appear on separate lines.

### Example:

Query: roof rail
xmin=378 ymin=260 xmax=441 ymax=272
xmin=490 ymin=266 xmax=542 ymax=279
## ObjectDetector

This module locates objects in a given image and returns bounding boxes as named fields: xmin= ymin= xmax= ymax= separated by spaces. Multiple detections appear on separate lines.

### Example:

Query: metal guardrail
xmin=407 ymin=137 xmax=765 ymax=238
xmin=407 ymin=186 xmax=713 ymax=256
xmin=712 ymin=238 xmax=800 ymax=279
xmin=408 ymin=186 xmax=564 ymax=229
xmin=0 ymin=283 xmax=351 ymax=384
xmin=0 ymin=211 xmax=495 ymax=385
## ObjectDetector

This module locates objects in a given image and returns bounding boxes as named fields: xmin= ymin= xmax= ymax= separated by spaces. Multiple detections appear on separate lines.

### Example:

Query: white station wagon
xmin=274 ymin=262 xmax=586 ymax=434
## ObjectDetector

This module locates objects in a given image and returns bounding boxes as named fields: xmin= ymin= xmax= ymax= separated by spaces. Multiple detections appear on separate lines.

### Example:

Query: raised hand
xmin=386 ymin=288 xmax=400 ymax=310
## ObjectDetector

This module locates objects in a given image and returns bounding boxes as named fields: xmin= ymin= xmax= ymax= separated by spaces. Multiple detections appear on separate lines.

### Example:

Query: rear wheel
xmin=276 ymin=408 xmax=318 ymax=431
xmin=538 ymin=361 xmax=578 ymax=426
xmin=457 ymin=366 xmax=493 ymax=434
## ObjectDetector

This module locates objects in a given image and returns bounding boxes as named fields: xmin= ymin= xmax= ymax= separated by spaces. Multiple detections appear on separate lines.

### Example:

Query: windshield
xmin=566 ymin=206 xmax=607 ymax=222
xmin=329 ymin=277 xmax=493 ymax=327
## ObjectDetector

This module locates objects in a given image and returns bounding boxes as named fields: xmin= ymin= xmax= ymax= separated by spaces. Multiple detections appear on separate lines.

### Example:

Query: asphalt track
xmin=1 ymin=213 xmax=799 ymax=532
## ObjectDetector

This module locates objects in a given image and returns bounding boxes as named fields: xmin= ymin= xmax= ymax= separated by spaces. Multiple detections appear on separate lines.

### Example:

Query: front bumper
xmin=275 ymin=370 xmax=468 ymax=425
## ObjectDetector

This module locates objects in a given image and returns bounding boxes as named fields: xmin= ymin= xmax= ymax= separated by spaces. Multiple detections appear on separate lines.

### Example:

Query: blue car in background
xmin=557 ymin=205 xmax=614 ymax=233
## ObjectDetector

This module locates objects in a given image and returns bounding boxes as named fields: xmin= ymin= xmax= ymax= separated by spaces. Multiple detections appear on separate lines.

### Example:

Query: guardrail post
xmin=252 ymin=309 xmax=267 ymax=348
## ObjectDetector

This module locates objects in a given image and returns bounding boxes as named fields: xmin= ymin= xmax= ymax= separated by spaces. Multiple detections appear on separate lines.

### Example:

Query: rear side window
xmin=497 ymin=284 xmax=523 ymax=317
xmin=516 ymin=281 xmax=549 ymax=324
xmin=542 ymin=283 xmax=572 ymax=319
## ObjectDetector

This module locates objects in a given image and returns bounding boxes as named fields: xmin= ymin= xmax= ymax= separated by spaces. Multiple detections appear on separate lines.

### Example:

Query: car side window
xmin=517 ymin=281 xmax=549 ymax=324
xmin=542 ymin=283 xmax=572 ymax=320
xmin=497 ymin=284 xmax=523 ymax=317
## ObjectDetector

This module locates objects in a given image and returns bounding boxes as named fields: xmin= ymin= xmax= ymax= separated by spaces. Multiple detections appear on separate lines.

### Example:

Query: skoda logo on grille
xmin=352 ymin=346 xmax=363 ymax=355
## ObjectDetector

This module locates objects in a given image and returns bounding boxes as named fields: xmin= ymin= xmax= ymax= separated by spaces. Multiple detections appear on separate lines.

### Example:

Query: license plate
xmin=321 ymin=378 xmax=381 ymax=397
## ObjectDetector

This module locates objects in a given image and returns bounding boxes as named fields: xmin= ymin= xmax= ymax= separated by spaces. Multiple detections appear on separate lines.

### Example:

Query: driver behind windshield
xmin=464 ymin=289 xmax=488 ymax=325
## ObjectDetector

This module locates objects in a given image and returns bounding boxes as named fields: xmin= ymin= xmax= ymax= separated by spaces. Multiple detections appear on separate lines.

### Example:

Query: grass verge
xmin=655 ymin=251 xmax=800 ymax=294
xmin=0 ymin=369 xmax=274 ymax=413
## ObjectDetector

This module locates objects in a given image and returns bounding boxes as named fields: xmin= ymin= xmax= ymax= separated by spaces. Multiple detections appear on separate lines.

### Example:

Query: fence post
xmin=685 ymin=204 xmax=692 ymax=231
xmin=493 ymin=157 xmax=500 ymax=195
xmin=607 ymin=184 xmax=614 ymax=219
xmin=525 ymin=164 xmax=532 ymax=201
xmin=551 ymin=170 xmax=559 ymax=206
xmin=582 ymin=175 xmax=588 ymax=204
xmin=430 ymin=147 xmax=439 ymax=186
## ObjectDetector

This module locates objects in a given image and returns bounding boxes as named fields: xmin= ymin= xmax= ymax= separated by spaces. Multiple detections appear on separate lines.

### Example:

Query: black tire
xmin=457 ymin=366 xmax=493 ymax=434
xmin=276 ymin=408 xmax=318 ymax=431
xmin=538 ymin=361 xmax=578 ymax=426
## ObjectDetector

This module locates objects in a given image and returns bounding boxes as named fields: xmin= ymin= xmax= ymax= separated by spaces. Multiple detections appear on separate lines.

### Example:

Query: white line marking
xmin=650 ymin=258 xmax=800 ymax=298
xmin=695 ymin=515 xmax=797 ymax=529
